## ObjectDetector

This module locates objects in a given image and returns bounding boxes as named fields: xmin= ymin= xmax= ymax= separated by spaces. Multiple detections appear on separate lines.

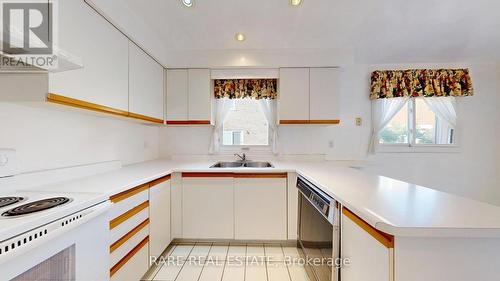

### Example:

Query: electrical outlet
xmin=355 ymin=117 xmax=362 ymax=126
xmin=328 ymin=140 xmax=335 ymax=148
xmin=0 ymin=149 xmax=18 ymax=178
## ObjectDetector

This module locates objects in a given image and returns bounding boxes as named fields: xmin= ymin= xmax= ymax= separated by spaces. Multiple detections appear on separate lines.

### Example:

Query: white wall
xmin=160 ymin=63 xmax=500 ymax=205
xmin=0 ymin=103 xmax=160 ymax=174
xmin=339 ymin=63 xmax=500 ymax=205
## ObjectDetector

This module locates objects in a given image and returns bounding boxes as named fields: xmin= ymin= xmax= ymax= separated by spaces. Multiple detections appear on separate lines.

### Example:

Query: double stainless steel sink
xmin=210 ymin=161 xmax=273 ymax=168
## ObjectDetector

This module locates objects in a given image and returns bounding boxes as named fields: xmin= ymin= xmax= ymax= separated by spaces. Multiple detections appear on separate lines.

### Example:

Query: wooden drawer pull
xmin=182 ymin=172 xmax=234 ymax=178
xmin=110 ymin=219 xmax=149 ymax=253
xmin=110 ymin=236 xmax=149 ymax=277
xmin=109 ymin=201 xmax=149 ymax=230
xmin=343 ymin=207 xmax=394 ymax=249
xmin=234 ymin=173 xmax=287 ymax=178
xmin=150 ymin=174 xmax=171 ymax=187
xmin=182 ymin=172 xmax=287 ymax=178
xmin=110 ymin=183 xmax=149 ymax=203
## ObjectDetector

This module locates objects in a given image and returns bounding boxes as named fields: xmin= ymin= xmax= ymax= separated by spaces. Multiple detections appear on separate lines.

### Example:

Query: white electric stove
xmin=0 ymin=190 xmax=110 ymax=280
xmin=0 ymin=190 xmax=107 ymax=241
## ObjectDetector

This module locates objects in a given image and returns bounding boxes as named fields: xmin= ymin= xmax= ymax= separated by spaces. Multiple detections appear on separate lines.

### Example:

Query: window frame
xmin=218 ymin=99 xmax=273 ymax=154
xmin=376 ymin=98 xmax=460 ymax=153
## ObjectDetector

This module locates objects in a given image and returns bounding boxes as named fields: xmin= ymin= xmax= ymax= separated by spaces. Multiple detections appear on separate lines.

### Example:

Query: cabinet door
xmin=188 ymin=69 xmax=211 ymax=120
xmin=166 ymin=69 xmax=189 ymax=120
xmin=278 ymin=68 xmax=310 ymax=121
xmin=149 ymin=179 xmax=171 ymax=258
xmin=234 ymin=178 xmax=287 ymax=240
xmin=129 ymin=42 xmax=164 ymax=120
xmin=341 ymin=210 xmax=392 ymax=281
xmin=309 ymin=68 xmax=340 ymax=120
xmin=182 ymin=177 xmax=234 ymax=239
xmin=49 ymin=0 xmax=128 ymax=110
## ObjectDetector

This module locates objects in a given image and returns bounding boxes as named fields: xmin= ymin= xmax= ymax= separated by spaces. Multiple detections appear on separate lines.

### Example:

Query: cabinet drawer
xmin=109 ymin=185 xmax=149 ymax=219
xmin=110 ymin=206 xmax=149 ymax=243
xmin=110 ymin=221 xmax=149 ymax=267
xmin=110 ymin=237 xmax=149 ymax=281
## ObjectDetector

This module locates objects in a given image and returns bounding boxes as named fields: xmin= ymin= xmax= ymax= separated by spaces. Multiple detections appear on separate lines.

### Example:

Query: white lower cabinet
xmin=182 ymin=176 xmax=234 ymax=239
xmin=110 ymin=241 xmax=149 ymax=281
xmin=341 ymin=209 xmax=393 ymax=281
xmin=149 ymin=177 xmax=171 ymax=258
xmin=234 ymin=177 xmax=287 ymax=240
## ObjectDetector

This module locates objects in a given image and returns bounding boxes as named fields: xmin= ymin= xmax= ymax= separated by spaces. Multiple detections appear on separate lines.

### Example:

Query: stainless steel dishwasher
xmin=297 ymin=175 xmax=341 ymax=281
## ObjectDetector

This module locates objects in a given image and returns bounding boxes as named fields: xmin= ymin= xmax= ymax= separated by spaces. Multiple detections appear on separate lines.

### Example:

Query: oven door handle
xmin=0 ymin=202 xmax=110 ymax=265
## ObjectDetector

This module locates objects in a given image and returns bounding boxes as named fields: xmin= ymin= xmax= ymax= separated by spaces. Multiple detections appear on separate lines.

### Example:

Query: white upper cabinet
xmin=278 ymin=67 xmax=340 ymax=124
xmin=166 ymin=69 xmax=211 ymax=122
xmin=49 ymin=0 xmax=129 ymax=111
xmin=309 ymin=68 xmax=340 ymax=120
xmin=128 ymin=42 xmax=164 ymax=120
xmin=188 ymin=69 xmax=211 ymax=121
xmin=278 ymin=68 xmax=310 ymax=121
xmin=166 ymin=69 xmax=189 ymax=121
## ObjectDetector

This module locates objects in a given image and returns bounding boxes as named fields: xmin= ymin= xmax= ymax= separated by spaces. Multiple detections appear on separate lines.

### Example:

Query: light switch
xmin=355 ymin=117 xmax=362 ymax=126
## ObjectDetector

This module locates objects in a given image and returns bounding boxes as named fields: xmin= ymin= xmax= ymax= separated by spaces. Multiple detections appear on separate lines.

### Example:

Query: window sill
xmin=376 ymin=144 xmax=461 ymax=154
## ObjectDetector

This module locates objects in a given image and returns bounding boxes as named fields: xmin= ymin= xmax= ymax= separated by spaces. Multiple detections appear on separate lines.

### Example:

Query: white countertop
xmin=5 ymin=159 xmax=500 ymax=238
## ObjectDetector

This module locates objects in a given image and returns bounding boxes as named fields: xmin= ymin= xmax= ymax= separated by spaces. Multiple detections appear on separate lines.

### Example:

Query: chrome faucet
xmin=234 ymin=153 xmax=246 ymax=162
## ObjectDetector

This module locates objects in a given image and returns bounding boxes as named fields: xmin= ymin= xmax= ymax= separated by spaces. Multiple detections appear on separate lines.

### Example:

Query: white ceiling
xmin=90 ymin=0 xmax=500 ymax=65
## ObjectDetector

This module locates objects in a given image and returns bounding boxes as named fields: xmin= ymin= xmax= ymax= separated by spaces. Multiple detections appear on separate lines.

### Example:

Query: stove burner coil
xmin=0 ymin=197 xmax=24 ymax=209
xmin=2 ymin=197 xmax=70 ymax=217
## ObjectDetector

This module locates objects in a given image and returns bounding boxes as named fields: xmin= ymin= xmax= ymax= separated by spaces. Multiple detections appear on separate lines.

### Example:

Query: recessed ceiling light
xmin=290 ymin=0 xmax=302 ymax=6
xmin=182 ymin=0 xmax=193 ymax=7
xmin=235 ymin=33 xmax=246 ymax=42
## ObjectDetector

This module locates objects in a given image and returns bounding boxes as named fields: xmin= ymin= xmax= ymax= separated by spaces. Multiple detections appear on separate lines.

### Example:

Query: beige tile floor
xmin=146 ymin=243 xmax=311 ymax=281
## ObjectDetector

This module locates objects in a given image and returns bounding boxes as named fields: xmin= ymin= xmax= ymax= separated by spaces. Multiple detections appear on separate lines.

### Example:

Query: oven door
xmin=298 ymin=192 xmax=340 ymax=281
xmin=1 ymin=203 xmax=110 ymax=281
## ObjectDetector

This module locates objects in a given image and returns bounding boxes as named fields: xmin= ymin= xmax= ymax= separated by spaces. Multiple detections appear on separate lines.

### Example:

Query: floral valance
xmin=214 ymin=79 xmax=277 ymax=99
xmin=370 ymin=69 xmax=473 ymax=100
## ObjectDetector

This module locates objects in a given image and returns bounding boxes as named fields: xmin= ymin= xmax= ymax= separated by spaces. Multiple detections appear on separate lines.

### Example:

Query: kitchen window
xmin=377 ymin=97 xmax=458 ymax=152
xmin=222 ymin=99 xmax=270 ymax=146
xmin=210 ymin=78 xmax=278 ymax=154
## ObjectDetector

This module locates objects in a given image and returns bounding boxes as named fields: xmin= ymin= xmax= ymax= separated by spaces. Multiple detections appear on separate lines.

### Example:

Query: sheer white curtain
xmin=259 ymin=99 xmax=279 ymax=154
xmin=369 ymin=97 xmax=410 ymax=153
xmin=424 ymin=97 xmax=457 ymax=144
xmin=423 ymin=97 xmax=457 ymax=128
xmin=209 ymin=98 xmax=232 ymax=154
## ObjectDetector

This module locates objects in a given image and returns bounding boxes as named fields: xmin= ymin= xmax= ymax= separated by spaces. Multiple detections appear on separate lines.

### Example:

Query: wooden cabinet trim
xmin=182 ymin=172 xmax=234 ymax=178
xmin=110 ymin=236 xmax=149 ymax=277
xmin=182 ymin=172 xmax=287 ymax=178
xmin=342 ymin=207 xmax=394 ymax=249
xmin=166 ymin=120 xmax=211 ymax=125
xmin=234 ymin=173 xmax=287 ymax=178
xmin=128 ymin=112 xmax=163 ymax=124
xmin=47 ymin=93 xmax=165 ymax=124
xmin=110 ymin=183 xmax=149 ymax=203
xmin=110 ymin=201 xmax=149 ymax=230
xmin=47 ymin=93 xmax=129 ymax=117
xmin=149 ymin=174 xmax=171 ymax=187
xmin=279 ymin=119 xmax=341 ymax=125
xmin=309 ymin=120 xmax=341 ymax=124
xmin=110 ymin=218 xmax=149 ymax=253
